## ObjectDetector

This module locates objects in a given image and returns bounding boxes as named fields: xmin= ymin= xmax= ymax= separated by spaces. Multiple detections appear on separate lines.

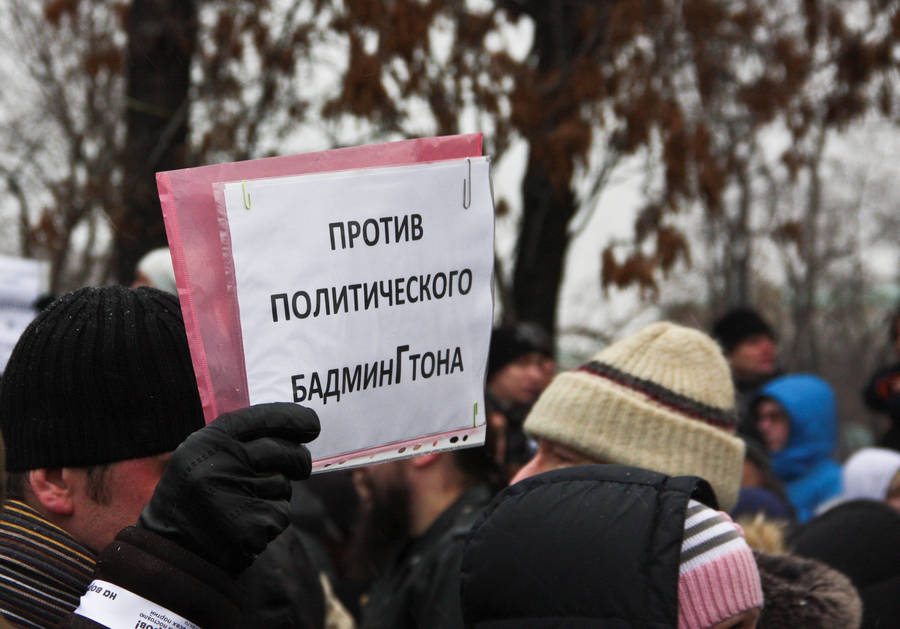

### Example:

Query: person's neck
xmin=21 ymin=494 xmax=92 ymax=550
xmin=408 ymin=476 xmax=467 ymax=537
xmin=734 ymin=370 xmax=775 ymax=392
xmin=22 ymin=496 xmax=75 ymax=539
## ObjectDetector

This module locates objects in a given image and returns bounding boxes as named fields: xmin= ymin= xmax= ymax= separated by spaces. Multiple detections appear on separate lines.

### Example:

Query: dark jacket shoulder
xmin=239 ymin=524 xmax=327 ymax=629
xmin=361 ymin=485 xmax=493 ymax=629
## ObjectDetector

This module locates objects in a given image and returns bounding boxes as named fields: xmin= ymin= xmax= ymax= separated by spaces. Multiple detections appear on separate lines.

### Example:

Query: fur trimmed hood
xmin=754 ymin=550 xmax=862 ymax=629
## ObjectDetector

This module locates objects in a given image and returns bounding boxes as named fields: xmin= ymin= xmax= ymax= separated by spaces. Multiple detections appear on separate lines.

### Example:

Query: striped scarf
xmin=0 ymin=500 xmax=96 ymax=629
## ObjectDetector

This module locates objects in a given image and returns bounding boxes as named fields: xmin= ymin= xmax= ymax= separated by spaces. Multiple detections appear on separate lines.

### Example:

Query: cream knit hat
xmin=524 ymin=321 xmax=745 ymax=510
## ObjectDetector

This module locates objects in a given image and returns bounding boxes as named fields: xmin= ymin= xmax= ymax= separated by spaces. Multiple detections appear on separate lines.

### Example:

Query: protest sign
xmin=216 ymin=157 xmax=494 ymax=468
xmin=157 ymin=134 xmax=489 ymax=470
xmin=0 ymin=255 xmax=48 ymax=371
xmin=158 ymin=134 xmax=481 ymax=422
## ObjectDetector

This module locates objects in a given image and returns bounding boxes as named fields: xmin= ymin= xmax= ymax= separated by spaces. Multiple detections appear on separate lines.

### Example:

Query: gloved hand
xmin=138 ymin=402 xmax=320 ymax=574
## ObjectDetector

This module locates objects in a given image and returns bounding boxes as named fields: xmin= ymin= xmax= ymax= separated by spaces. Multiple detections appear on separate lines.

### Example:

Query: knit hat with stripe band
xmin=679 ymin=500 xmax=763 ymax=628
xmin=0 ymin=286 xmax=204 ymax=472
xmin=523 ymin=321 xmax=745 ymax=510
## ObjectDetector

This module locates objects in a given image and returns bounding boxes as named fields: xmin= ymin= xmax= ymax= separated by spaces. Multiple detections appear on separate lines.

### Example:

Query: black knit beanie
xmin=487 ymin=322 xmax=553 ymax=379
xmin=711 ymin=307 xmax=775 ymax=353
xmin=0 ymin=286 xmax=204 ymax=472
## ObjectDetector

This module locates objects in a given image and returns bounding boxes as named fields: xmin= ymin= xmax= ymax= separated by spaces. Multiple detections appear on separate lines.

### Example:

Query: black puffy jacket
xmin=460 ymin=465 xmax=717 ymax=628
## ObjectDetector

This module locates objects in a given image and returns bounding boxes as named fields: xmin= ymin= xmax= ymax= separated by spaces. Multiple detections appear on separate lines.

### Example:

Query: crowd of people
xmin=0 ymin=247 xmax=897 ymax=628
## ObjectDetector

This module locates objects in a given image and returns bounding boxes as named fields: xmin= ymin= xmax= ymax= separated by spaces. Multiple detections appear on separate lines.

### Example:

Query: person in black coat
xmin=790 ymin=499 xmax=900 ymax=629
xmin=712 ymin=307 xmax=781 ymax=437
xmin=352 ymin=446 xmax=498 ymax=629
xmin=461 ymin=465 xmax=763 ymax=629
xmin=0 ymin=287 xmax=327 ymax=629
xmin=58 ymin=403 xmax=322 ymax=629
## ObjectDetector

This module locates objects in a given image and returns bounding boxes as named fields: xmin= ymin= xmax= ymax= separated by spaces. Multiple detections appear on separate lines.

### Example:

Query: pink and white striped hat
xmin=678 ymin=500 xmax=763 ymax=628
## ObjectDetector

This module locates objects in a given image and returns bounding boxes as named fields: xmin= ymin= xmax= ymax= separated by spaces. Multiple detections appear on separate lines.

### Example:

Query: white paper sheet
xmin=0 ymin=255 xmax=47 ymax=371
xmin=220 ymin=157 xmax=494 ymax=468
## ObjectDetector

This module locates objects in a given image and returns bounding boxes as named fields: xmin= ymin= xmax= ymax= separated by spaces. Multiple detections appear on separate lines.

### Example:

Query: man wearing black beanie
xmin=485 ymin=322 xmax=554 ymax=473
xmin=711 ymin=306 xmax=780 ymax=430
xmin=0 ymin=286 xmax=206 ymax=628
xmin=0 ymin=286 xmax=328 ymax=629
xmin=487 ymin=322 xmax=554 ymax=412
xmin=712 ymin=307 xmax=779 ymax=389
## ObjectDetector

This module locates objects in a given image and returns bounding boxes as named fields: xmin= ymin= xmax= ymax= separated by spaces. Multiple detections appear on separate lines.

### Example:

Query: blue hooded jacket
xmin=757 ymin=374 xmax=841 ymax=522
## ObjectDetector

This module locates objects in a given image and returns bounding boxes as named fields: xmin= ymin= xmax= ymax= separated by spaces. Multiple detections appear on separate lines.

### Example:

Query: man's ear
xmin=27 ymin=468 xmax=76 ymax=516
xmin=410 ymin=453 xmax=441 ymax=469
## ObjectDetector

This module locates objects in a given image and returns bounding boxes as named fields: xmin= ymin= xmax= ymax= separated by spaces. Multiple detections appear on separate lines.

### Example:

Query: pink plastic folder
xmin=157 ymin=134 xmax=483 ymax=433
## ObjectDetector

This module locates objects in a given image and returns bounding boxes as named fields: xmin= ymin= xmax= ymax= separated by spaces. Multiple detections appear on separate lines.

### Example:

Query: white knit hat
xmin=136 ymin=247 xmax=177 ymax=294
xmin=524 ymin=321 xmax=745 ymax=510
xmin=840 ymin=447 xmax=900 ymax=503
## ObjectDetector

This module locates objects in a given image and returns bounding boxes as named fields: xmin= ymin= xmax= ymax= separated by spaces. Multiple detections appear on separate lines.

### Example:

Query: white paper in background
xmin=0 ymin=255 xmax=47 ymax=304
xmin=220 ymin=157 xmax=494 ymax=468
xmin=0 ymin=255 xmax=48 ymax=371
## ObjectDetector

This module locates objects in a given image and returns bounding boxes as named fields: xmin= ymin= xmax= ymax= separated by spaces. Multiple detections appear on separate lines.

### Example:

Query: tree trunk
xmin=114 ymin=0 xmax=197 ymax=284
xmin=727 ymin=162 xmax=753 ymax=306
xmin=512 ymin=163 xmax=578 ymax=335
xmin=792 ymin=131 xmax=827 ymax=371
xmin=509 ymin=1 xmax=598 ymax=335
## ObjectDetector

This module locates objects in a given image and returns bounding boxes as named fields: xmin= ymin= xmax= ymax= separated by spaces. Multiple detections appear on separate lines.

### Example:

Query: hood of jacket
xmin=757 ymin=374 xmax=837 ymax=481
xmin=459 ymin=464 xmax=716 ymax=628
xmin=839 ymin=447 xmax=900 ymax=503
xmin=754 ymin=550 xmax=862 ymax=629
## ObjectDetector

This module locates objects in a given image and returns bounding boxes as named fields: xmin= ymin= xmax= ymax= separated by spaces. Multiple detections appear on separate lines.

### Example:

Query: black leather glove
xmin=138 ymin=402 xmax=320 ymax=574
